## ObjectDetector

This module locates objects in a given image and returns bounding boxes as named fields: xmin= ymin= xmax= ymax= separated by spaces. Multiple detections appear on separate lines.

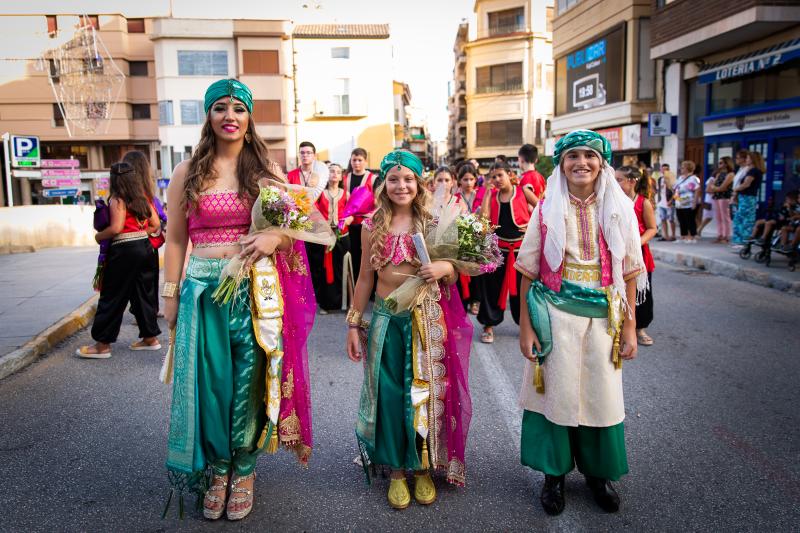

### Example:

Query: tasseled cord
xmin=534 ymin=360 xmax=545 ymax=394
xmin=421 ymin=439 xmax=430 ymax=469
xmin=162 ymin=470 xmax=208 ymax=519
xmin=267 ymin=423 xmax=280 ymax=453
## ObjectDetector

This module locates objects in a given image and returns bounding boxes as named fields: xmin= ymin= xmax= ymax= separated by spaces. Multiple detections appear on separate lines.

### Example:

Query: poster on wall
xmin=556 ymin=24 xmax=625 ymax=116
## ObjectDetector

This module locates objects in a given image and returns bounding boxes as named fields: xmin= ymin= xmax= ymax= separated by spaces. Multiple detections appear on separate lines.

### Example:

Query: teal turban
xmin=553 ymin=129 xmax=612 ymax=166
xmin=203 ymin=78 xmax=253 ymax=114
xmin=374 ymin=150 xmax=424 ymax=189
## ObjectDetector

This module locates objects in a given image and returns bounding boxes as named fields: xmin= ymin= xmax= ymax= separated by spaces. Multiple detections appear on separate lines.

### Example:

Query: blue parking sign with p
xmin=11 ymin=135 xmax=40 ymax=167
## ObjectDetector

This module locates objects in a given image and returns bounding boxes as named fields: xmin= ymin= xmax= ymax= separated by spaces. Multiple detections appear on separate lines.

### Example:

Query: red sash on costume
xmin=497 ymin=240 xmax=522 ymax=309
xmin=489 ymin=187 xmax=532 ymax=227
xmin=459 ymin=273 xmax=471 ymax=298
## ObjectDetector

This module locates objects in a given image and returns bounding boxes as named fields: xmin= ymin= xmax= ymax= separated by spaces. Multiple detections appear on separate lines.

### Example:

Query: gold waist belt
xmin=112 ymin=230 xmax=148 ymax=245
xmin=561 ymin=263 xmax=601 ymax=283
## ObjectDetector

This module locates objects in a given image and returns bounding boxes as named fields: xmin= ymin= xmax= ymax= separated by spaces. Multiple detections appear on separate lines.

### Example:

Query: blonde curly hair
xmin=368 ymin=173 xmax=431 ymax=269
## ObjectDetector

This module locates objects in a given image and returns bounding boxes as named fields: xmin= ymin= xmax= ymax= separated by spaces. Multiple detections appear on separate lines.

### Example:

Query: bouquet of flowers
xmin=258 ymin=186 xmax=314 ymax=232
xmin=384 ymin=204 xmax=503 ymax=312
xmin=454 ymin=213 xmax=503 ymax=274
xmin=212 ymin=181 xmax=335 ymax=305
xmin=92 ymin=198 xmax=111 ymax=291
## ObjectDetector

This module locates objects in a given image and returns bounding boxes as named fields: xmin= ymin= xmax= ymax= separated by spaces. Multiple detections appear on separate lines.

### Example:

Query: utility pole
xmin=2 ymin=132 xmax=13 ymax=207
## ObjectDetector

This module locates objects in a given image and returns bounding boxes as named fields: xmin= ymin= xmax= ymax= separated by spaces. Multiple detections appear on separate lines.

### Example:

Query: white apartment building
xmin=292 ymin=24 xmax=395 ymax=169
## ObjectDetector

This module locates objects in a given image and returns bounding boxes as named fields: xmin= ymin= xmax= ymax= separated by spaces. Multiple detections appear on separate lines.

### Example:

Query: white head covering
xmin=542 ymin=134 xmax=648 ymax=314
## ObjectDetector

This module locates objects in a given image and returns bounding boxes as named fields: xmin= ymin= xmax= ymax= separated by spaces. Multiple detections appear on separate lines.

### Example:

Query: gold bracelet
xmin=346 ymin=307 xmax=363 ymax=326
xmin=161 ymin=281 xmax=179 ymax=298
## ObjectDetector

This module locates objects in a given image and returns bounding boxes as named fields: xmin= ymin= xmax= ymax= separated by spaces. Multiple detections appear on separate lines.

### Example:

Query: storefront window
xmin=710 ymin=61 xmax=800 ymax=113
xmin=772 ymin=137 xmax=800 ymax=206
xmin=687 ymin=79 xmax=707 ymax=138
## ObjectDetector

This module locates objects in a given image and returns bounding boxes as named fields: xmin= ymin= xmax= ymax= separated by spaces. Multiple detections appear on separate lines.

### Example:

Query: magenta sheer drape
xmin=275 ymin=240 xmax=316 ymax=464
xmin=439 ymin=283 xmax=473 ymax=485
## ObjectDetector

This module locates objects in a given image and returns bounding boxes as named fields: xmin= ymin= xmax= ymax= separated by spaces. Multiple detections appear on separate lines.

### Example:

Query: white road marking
xmin=471 ymin=338 xmax=522 ymax=448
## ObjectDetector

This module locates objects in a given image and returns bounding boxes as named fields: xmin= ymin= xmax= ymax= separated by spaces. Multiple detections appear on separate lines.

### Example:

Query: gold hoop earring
xmin=245 ymin=133 xmax=252 ymax=143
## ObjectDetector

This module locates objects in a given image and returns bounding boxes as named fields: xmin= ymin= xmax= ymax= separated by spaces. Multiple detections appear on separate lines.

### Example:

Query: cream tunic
xmin=514 ymin=194 xmax=643 ymax=427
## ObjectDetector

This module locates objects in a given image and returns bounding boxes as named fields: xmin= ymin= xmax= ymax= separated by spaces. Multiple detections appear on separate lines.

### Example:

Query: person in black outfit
xmin=342 ymin=147 xmax=376 ymax=286
xmin=76 ymin=162 xmax=162 ymax=358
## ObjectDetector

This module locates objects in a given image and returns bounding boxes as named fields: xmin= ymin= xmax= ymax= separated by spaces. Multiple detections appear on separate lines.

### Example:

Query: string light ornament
xmin=43 ymin=16 xmax=125 ymax=137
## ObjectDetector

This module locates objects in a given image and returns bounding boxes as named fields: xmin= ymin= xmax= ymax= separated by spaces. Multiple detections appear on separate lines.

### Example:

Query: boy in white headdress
xmin=514 ymin=129 xmax=648 ymax=516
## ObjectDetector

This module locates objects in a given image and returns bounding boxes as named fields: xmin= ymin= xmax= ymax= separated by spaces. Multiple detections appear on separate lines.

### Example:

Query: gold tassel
xmin=266 ymin=424 xmax=279 ymax=454
xmin=421 ymin=439 xmax=430 ymax=469
xmin=612 ymin=332 xmax=623 ymax=370
xmin=534 ymin=360 xmax=545 ymax=394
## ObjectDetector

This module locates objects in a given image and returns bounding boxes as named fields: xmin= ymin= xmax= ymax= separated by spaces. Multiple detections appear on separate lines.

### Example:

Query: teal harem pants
xmin=182 ymin=256 xmax=267 ymax=477
xmin=356 ymin=299 xmax=422 ymax=472
xmin=521 ymin=412 xmax=628 ymax=481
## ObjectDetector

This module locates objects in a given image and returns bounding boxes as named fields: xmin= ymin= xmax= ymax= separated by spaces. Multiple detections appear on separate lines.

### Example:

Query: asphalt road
xmin=0 ymin=262 xmax=797 ymax=532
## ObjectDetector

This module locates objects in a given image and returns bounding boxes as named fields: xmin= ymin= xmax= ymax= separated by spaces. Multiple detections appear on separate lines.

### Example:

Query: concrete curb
xmin=651 ymin=247 xmax=800 ymax=296
xmin=0 ymin=294 xmax=99 ymax=380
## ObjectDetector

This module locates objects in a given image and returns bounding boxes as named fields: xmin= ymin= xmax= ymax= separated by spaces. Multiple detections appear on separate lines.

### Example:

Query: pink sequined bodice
xmin=187 ymin=190 xmax=252 ymax=248
xmin=378 ymin=232 xmax=419 ymax=268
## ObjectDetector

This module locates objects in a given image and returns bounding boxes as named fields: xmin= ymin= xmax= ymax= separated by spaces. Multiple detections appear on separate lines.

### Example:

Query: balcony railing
xmin=476 ymin=82 xmax=523 ymax=95
xmin=478 ymin=22 xmax=526 ymax=39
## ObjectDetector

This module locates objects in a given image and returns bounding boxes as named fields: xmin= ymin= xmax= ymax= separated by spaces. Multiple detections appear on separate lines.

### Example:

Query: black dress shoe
xmin=585 ymin=476 xmax=620 ymax=512
xmin=540 ymin=474 xmax=565 ymax=515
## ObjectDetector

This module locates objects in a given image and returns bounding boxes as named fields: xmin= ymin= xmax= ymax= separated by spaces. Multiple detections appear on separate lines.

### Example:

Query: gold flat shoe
xmin=414 ymin=472 xmax=436 ymax=505
xmin=387 ymin=478 xmax=411 ymax=510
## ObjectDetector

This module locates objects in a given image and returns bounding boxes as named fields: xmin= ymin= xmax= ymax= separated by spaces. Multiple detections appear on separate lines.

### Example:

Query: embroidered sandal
xmin=414 ymin=472 xmax=436 ymax=505
xmin=203 ymin=473 xmax=228 ymax=520
xmin=481 ymin=329 xmax=494 ymax=344
xmin=226 ymin=472 xmax=255 ymax=521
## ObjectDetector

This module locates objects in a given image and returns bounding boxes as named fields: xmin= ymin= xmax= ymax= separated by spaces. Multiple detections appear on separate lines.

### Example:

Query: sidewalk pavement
xmin=0 ymin=247 xmax=98 ymax=379
xmin=649 ymin=236 xmax=800 ymax=295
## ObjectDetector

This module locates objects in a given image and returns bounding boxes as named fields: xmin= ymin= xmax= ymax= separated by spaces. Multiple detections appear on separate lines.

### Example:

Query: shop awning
xmin=698 ymin=38 xmax=800 ymax=84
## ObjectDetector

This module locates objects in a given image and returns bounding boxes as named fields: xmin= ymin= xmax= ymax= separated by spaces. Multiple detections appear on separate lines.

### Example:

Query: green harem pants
xmin=191 ymin=257 xmax=267 ymax=477
xmin=360 ymin=300 xmax=421 ymax=471
xmin=520 ymin=411 xmax=628 ymax=481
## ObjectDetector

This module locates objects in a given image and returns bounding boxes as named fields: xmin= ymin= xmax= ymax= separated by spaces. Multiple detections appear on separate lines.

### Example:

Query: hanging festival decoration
xmin=43 ymin=15 xmax=125 ymax=137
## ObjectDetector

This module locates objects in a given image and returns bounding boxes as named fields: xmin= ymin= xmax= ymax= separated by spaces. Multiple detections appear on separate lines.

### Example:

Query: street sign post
xmin=41 ymin=168 xmax=81 ymax=177
xmin=42 ymin=178 xmax=81 ymax=188
xmin=41 ymin=188 xmax=78 ymax=198
xmin=648 ymin=113 xmax=673 ymax=137
xmin=10 ymin=135 xmax=40 ymax=167
xmin=40 ymin=159 xmax=80 ymax=168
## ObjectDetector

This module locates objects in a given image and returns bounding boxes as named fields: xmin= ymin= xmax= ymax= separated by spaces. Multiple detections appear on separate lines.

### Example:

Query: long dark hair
xmin=109 ymin=162 xmax=151 ymax=220
xmin=122 ymin=150 xmax=154 ymax=200
xmin=182 ymin=110 xmax=279 ymax=212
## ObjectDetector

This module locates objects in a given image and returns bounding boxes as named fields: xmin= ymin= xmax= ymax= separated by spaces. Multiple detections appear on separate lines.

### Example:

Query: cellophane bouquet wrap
xmin=337 ymin=185 xmax=374 ymax=231
xmin=384 ymin=199 xmax=503 ymax=312
xmin=212 ymin=179 xmax=336 ymax=305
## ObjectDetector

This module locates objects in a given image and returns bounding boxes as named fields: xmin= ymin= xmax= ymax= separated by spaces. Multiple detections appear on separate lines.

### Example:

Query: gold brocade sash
xmin=410 ymin=286 xmax=447 ymax=469
xmin=249 ymin=256 xmax=285 ymax=453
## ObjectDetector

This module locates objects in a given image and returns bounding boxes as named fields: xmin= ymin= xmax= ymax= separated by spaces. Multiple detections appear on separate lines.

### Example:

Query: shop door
xmin=772 ymin=135 xmax=800 ymax=207
xmin=685 ymin=138 xmax=705 ymax=177
xmin=747 ymin=140 xmax=768 ymax=203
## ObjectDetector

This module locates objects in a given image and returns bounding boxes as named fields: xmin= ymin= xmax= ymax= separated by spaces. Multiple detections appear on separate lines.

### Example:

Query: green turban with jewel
xmin=374 ymin=150 xmax=424 ymax=189
xmin=203 ymin=78 xmax=253 ymax=114
xmin=553 ymin=129 xmax=612 ymax=166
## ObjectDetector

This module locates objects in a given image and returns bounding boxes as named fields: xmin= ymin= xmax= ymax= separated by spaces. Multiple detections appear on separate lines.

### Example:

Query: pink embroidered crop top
xmin=363 ymin=217 xmax=420 ymax=268
xmin=187 ymin=190 xmax=252 ymax=248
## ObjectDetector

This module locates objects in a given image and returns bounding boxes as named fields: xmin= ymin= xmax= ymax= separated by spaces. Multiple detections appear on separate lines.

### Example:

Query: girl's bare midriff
xmin=374 ymin=261 xmax=419 ymax=300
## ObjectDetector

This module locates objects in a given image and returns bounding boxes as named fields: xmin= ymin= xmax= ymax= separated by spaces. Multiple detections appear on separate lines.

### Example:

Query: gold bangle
xmin=346 ymin=307 xmax=363 ymax=326
xmin=161 ymin=281 xmax=179 ymax=298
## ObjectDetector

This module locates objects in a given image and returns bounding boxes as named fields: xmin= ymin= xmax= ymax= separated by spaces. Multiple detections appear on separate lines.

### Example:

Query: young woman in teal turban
xmin=161 ymin=79 xmax=317 ymax=521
